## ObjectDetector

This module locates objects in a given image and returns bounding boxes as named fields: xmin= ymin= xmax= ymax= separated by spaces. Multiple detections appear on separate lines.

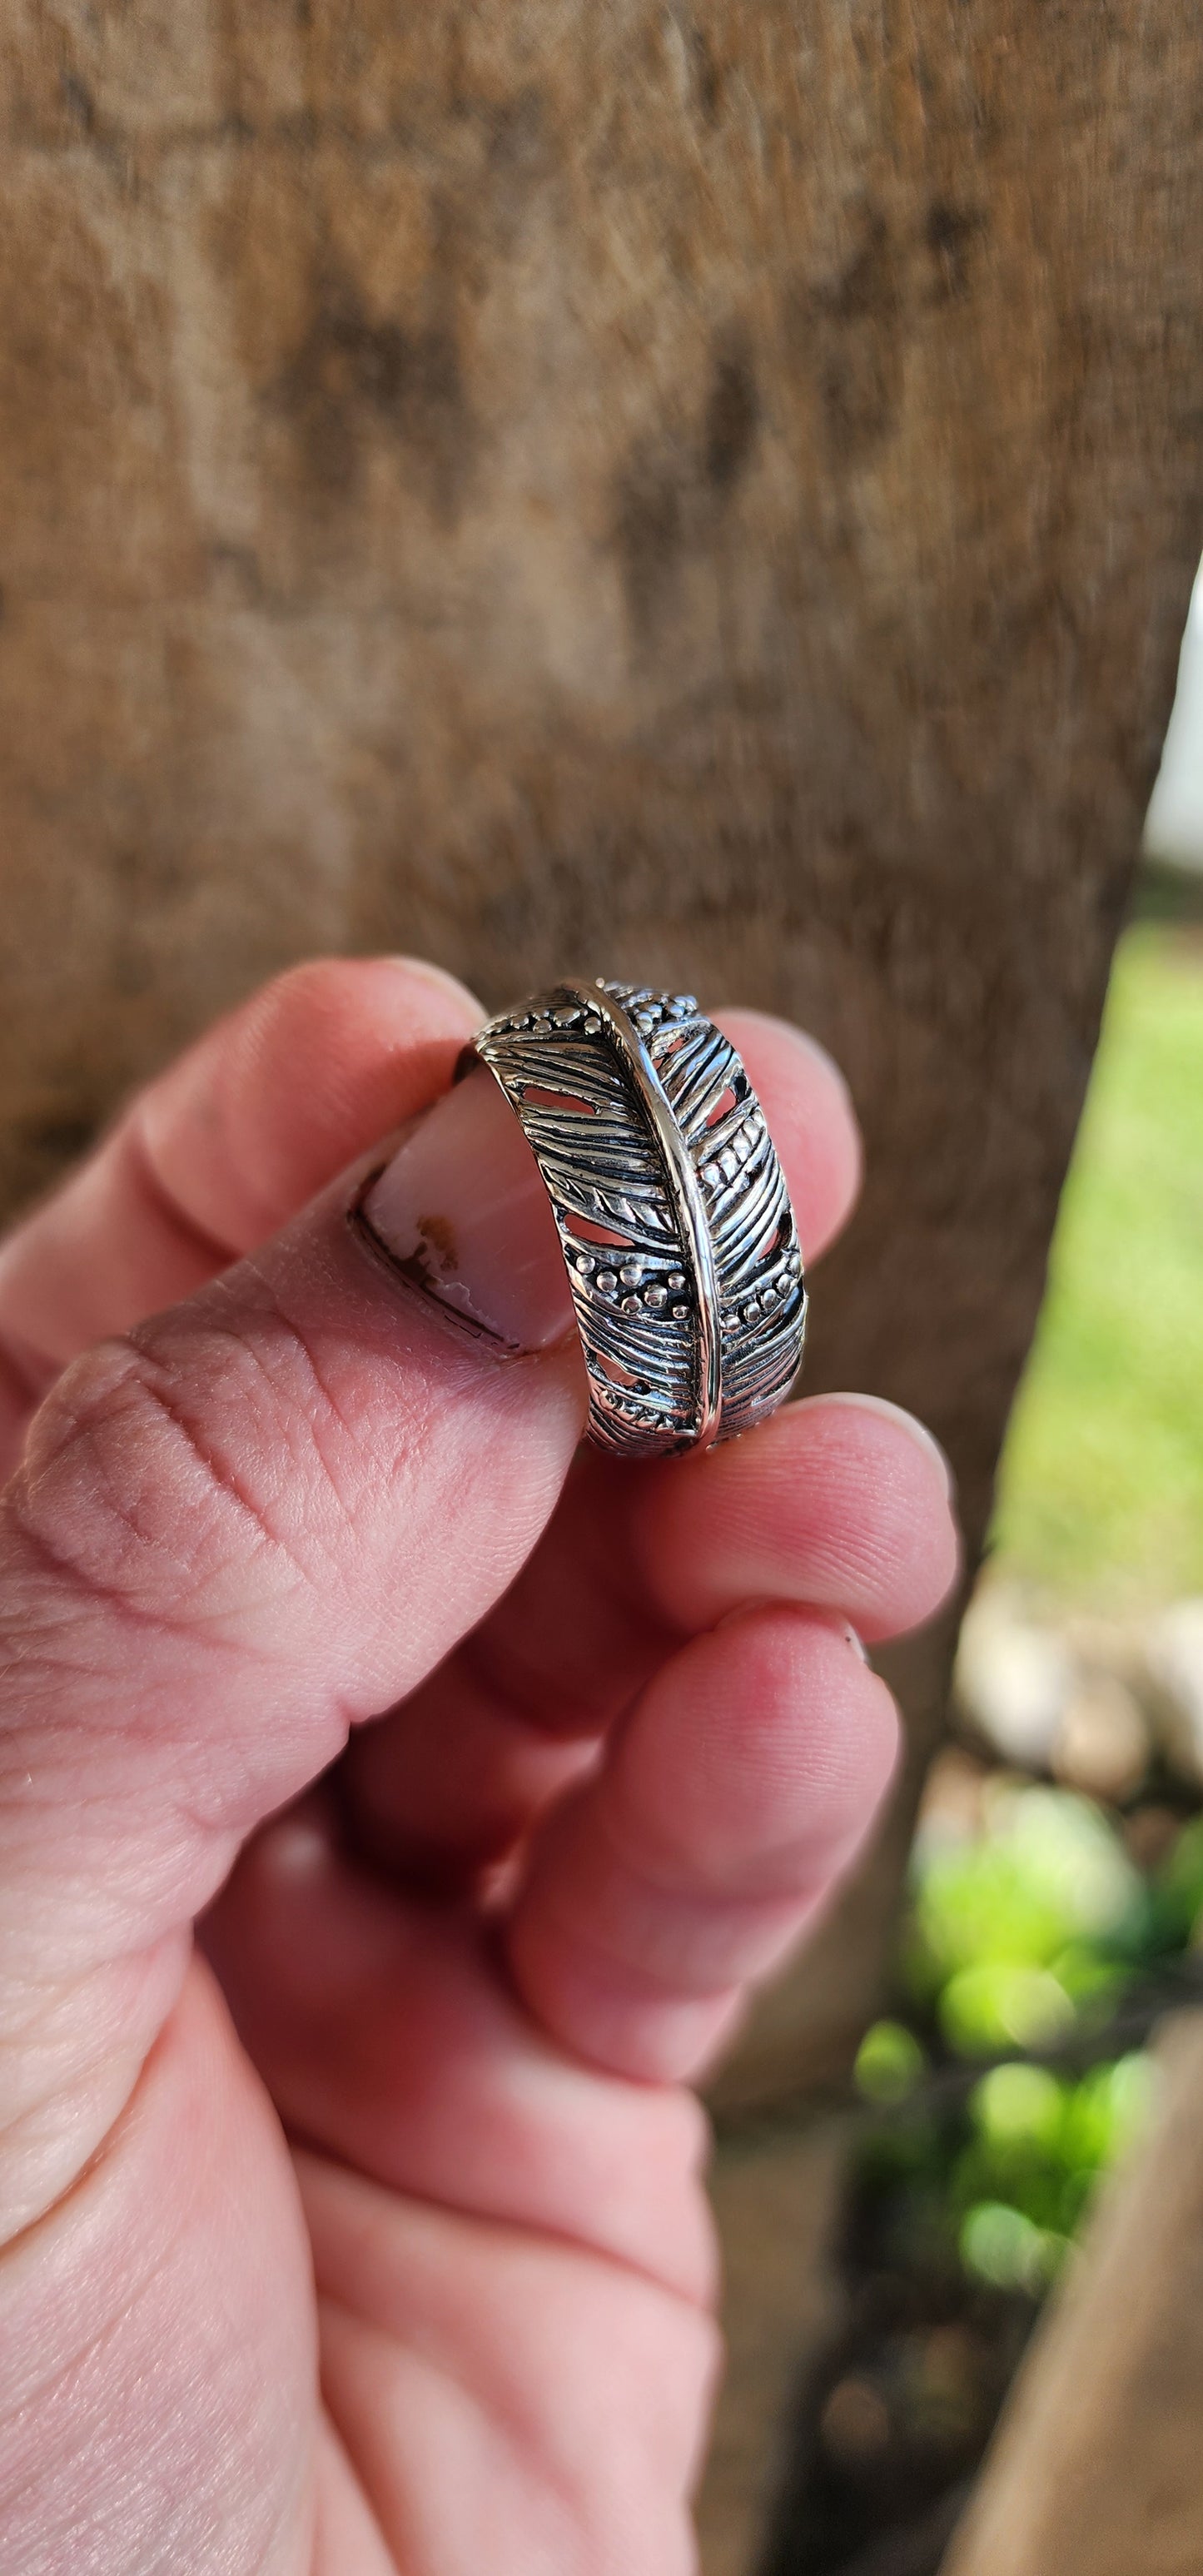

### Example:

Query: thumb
xmin=0 ymin=1065 xmax=584 ymax=2239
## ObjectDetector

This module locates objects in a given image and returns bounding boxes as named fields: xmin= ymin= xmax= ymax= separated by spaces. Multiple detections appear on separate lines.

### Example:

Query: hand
xmin=0 ymin=960 xmax=957 ymax=2575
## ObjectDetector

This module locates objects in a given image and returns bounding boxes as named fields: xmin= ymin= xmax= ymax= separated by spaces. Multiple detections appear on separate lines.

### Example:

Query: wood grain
xmin=942 ymin=2013 xmax=1203 ymax=2576
xmin=0 ymin=0 xmax=1200 ymax=2100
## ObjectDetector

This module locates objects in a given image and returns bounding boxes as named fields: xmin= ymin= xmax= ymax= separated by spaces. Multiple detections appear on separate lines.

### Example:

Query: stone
xmin=1052 ymin=1673 xmax=1150 ymax=1803
xmin=953 ymin=1585 xmax=1074 ymax=1769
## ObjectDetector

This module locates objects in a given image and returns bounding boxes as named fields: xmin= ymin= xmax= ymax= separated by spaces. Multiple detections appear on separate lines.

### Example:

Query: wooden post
xmin=0 ymin=8 xmax=1201 ymax=2556
xmin=2 ymin=1 xmax=1199 ymax=2093
xmin=942 ymin=2014 xmax=1203 ymax=2576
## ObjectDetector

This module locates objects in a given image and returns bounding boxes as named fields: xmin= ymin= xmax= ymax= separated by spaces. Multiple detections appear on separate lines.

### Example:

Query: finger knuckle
xmin=11 ymin=1330 xmax=299 ymax=1630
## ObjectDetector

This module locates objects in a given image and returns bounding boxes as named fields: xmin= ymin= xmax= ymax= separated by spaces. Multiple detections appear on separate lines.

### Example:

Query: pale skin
xmin=0 ymin=959 xmax=958 ymax=2574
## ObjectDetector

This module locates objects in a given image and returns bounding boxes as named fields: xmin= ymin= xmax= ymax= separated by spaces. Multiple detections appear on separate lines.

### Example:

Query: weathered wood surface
xmin=942 ymin=2013 xmax=1203 ymax=2576
xmin=0 ymin=0 xmax=1200 ymax=2095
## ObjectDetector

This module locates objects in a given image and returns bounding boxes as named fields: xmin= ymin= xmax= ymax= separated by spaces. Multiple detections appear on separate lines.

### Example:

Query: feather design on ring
xmin=472 ymin=980 xmax=807 ymax=1457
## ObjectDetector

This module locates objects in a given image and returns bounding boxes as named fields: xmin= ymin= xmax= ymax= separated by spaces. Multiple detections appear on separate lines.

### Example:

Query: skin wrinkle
xmin=126 ymin=1111 xmax=241 ymax=1274
xmin=2 ymin=2183 xmax=188 ymax=2421
xmin=3 ymin=1404 xmax=343 ymax=1959
xmin=214 ymin=1828 xmax=718 ymax=2305
xmin=315 ymin=2411 xmax=398 ymax=2575
xmin=30 ymin=1285 xmax=401 ymax=1634
xmin=519 ymin=1877 xmax=743 ymax=2022
xmin=454 ymin=1629 xmax=569 ymax=1746
xmin=539 ymin=1790 xmax=840 ymax=1982
xmin=308 ymin=2144 xmax=718 ymax=2325
xmin=0 ymin=963 xmax=963 ymax=2574
xmin=153 ymin=1310 xmax=370 ymax=1592
xmin=70 ymin=1226 xmax=584 ymax=1772
xmin=276 ymin=1267 xmax=455 ymax=1539
xmin=0 ymin=1992 xmax=217 ymax=2340
xmin=311 ymin=2200 xmax=717 ymax=2553
xmin=3 ymin=1771 xmax=248 ymax=1992
xmin=0 ymin=1957 xmax=185 ymax=2161
xmin=22 ymin=1353 xmax=281 ymax=1601
xmin=645 ymin=1413 xmax=946 ymax=1633
xmin=246 ymin=1220 xmax=579 ymax=1572
xmin=0 ymin=1476 xmax=271 ymax=1658
xmin=315 ymin=2295 xmax=582 ymax=2576
xmin=459 ymin=1473 xmax=680 ymax=1735
xmin=340 ymin=1440 xmax=923 ymax=1887
xmin=0 ymin=1677 xmax=274 ymax=1846
xmin=455 ymin=1597 xmax=674 ymax=1741
xmin=2 ymin=1982 xmax=315 ymax=2576
xmin=5 ymin=2310 xmax=303 ymax=2576
xmin=390 ymin=2005 xmax=703 ymax=2268
xmin=237 ymin=1258 xmax=445 ymax=1547
xmin=599 ymin=1736 xmax=869 ymax=1910
xmin=0 ymin=1924 xmax=185 ymax=2026
xmin=7 ymin=1773 xmax=246 ymax=1966
xmin=555 ymin=1891 xmax=822 ymax=2011
xmin=0 ymin=1333 xmax=52 ymax=1418
xmin=115 ymin=1360 xmax=300 ymax=1563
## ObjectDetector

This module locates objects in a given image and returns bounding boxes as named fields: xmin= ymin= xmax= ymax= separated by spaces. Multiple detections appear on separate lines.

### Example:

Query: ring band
xmin=471 ymin=979 xmax=808 ymax=1458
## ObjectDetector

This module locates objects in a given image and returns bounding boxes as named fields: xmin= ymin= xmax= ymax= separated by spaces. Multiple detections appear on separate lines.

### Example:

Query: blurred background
xmin=2 ymin=9 xmax=1202 ymax=2576
xmin=716 ymin=603 xmax=1203 ymax=2574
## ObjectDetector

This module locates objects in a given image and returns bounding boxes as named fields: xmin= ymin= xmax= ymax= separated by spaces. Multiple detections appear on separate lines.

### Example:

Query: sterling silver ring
xmin=471 ymin=978 xmax=807 ymax=1459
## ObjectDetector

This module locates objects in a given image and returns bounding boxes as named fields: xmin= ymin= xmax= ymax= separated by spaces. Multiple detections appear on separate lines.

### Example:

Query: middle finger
xmin=342 ymin=1389 xmax=958 ymax=1879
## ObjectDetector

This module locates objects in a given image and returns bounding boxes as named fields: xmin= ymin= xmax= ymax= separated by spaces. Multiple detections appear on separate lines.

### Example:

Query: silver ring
xmin=472 ymin=978 xmax=807 ymax=1458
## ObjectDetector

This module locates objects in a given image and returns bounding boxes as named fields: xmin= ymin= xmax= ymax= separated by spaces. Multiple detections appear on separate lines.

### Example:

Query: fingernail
xmin=818 ymin=1390 xmax=957 ymax=1499
xmin=356 ymin=1067 xmax=574 ymax=1352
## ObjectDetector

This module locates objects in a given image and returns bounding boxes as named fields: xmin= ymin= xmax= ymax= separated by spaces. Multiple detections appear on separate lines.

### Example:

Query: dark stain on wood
xmin=705 ymin=341 xmax=760 ymax=491
xmin=688 ymin=22 xmax=724 ymax=125
xmin=273 ymin=289 xmax=474 ymax=515
xmin=612 ymin=436 xmax=688 ymax=634
xmin=613 ymin=333 xmax=760 ymax=633
xmin=925 ymin=196 xmax=987 ymax=302
xmin=798 ymin=206 xmax=904 ymax=454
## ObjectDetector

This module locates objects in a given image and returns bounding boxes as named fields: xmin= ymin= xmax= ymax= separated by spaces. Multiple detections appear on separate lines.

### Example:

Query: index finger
xmin=0 ymin=980 xmax=860 ymax=1470
xmin=0 ymin=956 xmax=483 ymax=1455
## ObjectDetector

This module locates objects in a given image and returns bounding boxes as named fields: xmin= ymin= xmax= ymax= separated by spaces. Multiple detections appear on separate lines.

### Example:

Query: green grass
xmin=992 ymin=922 xmax=1203 ymax=1603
